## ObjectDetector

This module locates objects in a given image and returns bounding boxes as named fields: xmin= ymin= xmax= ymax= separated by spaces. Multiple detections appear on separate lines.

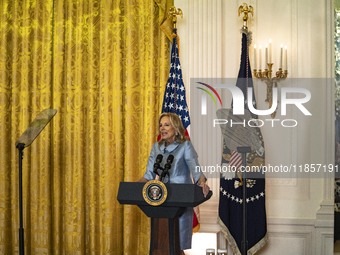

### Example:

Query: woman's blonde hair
xmin=158 ymin=112 xmax=187 ymax=144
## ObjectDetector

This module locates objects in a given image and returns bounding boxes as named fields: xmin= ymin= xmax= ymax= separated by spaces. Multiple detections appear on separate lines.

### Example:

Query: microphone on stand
xmin=160 ymin=155 xmax=174 ymax=182
xmin=153 ymin=154 xmax=163 ymax=177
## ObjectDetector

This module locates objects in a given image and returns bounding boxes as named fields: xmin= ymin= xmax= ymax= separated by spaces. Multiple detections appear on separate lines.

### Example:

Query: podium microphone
xmin=165 ymin=154 xmax=174 ymax=166
xmin=153 ymin=154 xmax=163 ymax=176
xmin=160 ymin=155 xmax=174 ymax=181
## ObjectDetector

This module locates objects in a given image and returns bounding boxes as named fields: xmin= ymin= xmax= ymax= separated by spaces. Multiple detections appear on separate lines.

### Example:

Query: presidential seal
xmin=142 ymin=180 xmax=167 ymax=206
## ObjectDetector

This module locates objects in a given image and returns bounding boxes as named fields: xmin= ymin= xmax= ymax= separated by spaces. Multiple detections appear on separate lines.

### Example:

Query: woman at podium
xmin=139 ymin=112 xmax=210 ymax=254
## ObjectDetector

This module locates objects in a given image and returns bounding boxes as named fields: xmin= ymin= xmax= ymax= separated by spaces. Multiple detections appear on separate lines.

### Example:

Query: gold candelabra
xmin=253 ymin=65 xmax=288 ymax=118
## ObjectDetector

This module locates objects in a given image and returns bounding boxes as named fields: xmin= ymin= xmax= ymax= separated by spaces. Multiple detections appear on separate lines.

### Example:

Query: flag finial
xmin=238 ymin=3 xmax=254 ymax=29
xmin=168 ymin=6 xmax=183 ymax=29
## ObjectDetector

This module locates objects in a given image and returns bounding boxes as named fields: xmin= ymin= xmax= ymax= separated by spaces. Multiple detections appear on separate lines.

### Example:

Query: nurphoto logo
xmin=195 ymin=79 xmax=312 ymax=128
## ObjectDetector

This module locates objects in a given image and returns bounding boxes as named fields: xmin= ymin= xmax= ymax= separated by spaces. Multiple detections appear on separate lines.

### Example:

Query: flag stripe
xmin=229 ymin=151 xmax=242 ymax=169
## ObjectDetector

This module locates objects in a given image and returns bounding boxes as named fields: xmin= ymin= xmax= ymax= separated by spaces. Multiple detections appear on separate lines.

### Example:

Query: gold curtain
xmin=0 ymin=0 xmax=173 ymax=254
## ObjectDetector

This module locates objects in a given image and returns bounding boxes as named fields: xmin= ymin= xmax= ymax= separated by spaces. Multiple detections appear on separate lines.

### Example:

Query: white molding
xmin=201 ymin=216 xmax=333 ymax=255
xmin=175 ymin=0 xmax=335 ymax=253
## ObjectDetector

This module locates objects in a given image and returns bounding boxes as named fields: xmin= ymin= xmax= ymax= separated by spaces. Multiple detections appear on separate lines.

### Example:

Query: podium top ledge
xmin=117 ymin=182 xmax=212 ymax=208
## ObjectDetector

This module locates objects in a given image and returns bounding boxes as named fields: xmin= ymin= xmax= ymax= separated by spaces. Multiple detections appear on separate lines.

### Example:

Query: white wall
xmin=175 ymin=0 xmax=335 ymax=254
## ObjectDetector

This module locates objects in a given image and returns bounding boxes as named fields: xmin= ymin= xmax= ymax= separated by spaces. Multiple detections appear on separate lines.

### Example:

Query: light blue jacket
xmin=143 ymin=140 xmax=205 ymax=250
xmin=143 ymin=140 xmax=203 ymax=184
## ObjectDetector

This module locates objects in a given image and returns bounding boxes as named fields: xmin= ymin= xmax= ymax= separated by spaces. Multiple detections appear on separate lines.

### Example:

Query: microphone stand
xmin=17 ymin=143 xmax=25 ymax=255
xmin=158 ymin=155 xmax=173 ymax=183
xmin=237 ymin=146 xmax=251 ymax=255
xmin=159 ymin=169 xmax=169 ymax=182
xmin=156 ymin=157 xmax=173 ymax=255
xmin=15 ymin=109 xmax=57 ymax=255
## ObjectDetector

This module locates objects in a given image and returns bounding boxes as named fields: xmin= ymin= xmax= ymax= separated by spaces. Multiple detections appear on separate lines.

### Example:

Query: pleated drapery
xmin=0 ymin=0 xmax=172 ymax=254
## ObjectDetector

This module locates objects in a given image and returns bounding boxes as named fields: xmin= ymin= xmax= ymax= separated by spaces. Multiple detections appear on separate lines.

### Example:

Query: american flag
xmin=160 ymin=33 xmax=200 ymax=231
xmin=161 ymin=36 xmax=190 ymax=130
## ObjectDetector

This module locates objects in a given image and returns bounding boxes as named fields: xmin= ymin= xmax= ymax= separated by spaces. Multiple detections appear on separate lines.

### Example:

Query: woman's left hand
xmin=199 ymin=182 xmax=210 ymax=197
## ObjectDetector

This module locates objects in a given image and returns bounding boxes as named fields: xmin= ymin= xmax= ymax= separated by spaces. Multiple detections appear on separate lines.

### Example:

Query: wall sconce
xmin=253 ymin=42 xmax=288 ymax=118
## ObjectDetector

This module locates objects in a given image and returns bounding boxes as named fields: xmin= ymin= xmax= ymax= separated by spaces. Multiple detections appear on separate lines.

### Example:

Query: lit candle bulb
xmin=268 ymin=39 xmax=272 ymax=63
xmin=254 ymin=44 xmax=257 ymax=69
xmin=265 ymin=44 xmax=268 ymax=66
xmin=259 ymin=45 xmax=262 ymax=70
xmin=284 ymin=45 xmax=288 ymax=70
xmin=280 ymin=44 xmax=283 ymax=69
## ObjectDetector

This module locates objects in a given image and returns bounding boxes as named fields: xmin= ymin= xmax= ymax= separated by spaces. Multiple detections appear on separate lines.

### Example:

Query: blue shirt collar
xmin=159 ymin=141 xmax=180 ymax=153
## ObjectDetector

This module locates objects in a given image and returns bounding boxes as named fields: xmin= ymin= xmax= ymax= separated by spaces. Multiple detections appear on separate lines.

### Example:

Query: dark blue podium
xmin=117 ymin=182 xmax=212 ymax=255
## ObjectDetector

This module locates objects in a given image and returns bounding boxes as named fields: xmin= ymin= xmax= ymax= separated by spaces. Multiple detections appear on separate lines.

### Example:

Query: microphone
xmin=165 ymin=154 xmax=174 ymax=169
xmin=153 ymin=154 xmax=163 ymax=175
xmin=160 ymin=155 xmax=174 ymax=181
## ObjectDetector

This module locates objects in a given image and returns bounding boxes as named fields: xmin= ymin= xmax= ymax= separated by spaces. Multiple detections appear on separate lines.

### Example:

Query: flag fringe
xmin=192 ymin=223 xmax=200 ymax=233
xmin=161 ymin=16 xmax=177 ymax=41
xmin=240 ymin=27 xmax=252 ymax=46
xmin=218 ymin=217 xmax=268 ymax=255
xmin=193 ymin=205 xmax=200 ymax=232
